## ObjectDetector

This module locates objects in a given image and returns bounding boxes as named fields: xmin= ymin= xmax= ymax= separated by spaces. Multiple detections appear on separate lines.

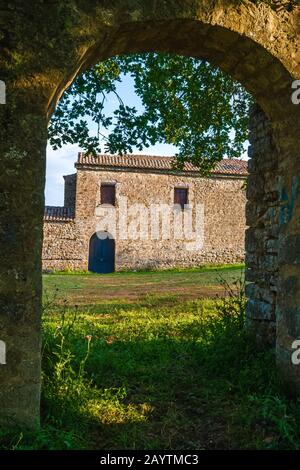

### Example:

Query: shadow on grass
xmin=1 ymin=294 xmax=299 ymax=451
xmin=37 ymin=311 xmax=299 ymax=451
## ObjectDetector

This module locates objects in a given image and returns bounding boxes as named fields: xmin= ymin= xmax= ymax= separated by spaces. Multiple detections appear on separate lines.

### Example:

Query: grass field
xmin=43 ymin=264 xmax=244 ymax=305
xmin=1 ymin=265 xmax=300 ymax=450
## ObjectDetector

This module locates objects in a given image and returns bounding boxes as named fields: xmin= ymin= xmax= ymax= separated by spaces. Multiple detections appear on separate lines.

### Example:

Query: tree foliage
xmin=49 ymin=53 xmax=252 ymax=174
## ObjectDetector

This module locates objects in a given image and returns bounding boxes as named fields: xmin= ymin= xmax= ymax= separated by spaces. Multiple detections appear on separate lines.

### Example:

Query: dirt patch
xmin=54 ymin=285 xmax=230 ymax=305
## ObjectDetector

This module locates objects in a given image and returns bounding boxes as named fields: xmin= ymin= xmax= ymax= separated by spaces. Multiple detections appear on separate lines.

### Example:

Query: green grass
xmin=1 ymin=265 xmax=300 ymax=450
xmin=50 ymin=263 xmax=244 ymax=275
xmin=43 ymin=265 xmax=245 ymax=307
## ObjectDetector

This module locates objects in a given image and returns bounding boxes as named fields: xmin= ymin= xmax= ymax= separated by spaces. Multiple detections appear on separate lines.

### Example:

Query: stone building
xmin=43 ymin=153 xmax=247 ymax=272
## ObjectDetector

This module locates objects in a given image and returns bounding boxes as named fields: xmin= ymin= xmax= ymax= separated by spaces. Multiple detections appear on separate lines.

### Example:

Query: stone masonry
xmin=42 ymin=154 xmax=247 ymax=272
xmin=245 ymin=105 xmax=279 ymax=343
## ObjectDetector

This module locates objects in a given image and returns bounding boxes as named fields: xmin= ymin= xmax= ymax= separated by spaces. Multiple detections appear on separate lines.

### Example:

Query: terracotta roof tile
xmin=44 ymin=206 xmax=74 ymax=222
xmin=76 ymin=153 xmax=248 ymax=176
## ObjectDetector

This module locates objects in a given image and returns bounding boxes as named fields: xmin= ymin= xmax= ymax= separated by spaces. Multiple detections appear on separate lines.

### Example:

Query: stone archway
xmin=0 ymin=0 xmax=300 ymax=428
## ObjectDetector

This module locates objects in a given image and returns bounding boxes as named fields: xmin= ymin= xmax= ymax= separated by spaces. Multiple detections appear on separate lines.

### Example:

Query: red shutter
xmin=101 ymin=184 xmax=116 ymax=205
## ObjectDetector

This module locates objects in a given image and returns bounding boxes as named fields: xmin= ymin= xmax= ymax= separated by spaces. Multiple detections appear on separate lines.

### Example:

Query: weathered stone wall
xmin=245 ymin=105 xmax=279 ymax=343
xmin=42 ymin=221 xmax=84 ymax=271
xmin=63 ymin=173 xmax=76 ymax=209
xmin=42 ymin=168 xmax=246 ymax=271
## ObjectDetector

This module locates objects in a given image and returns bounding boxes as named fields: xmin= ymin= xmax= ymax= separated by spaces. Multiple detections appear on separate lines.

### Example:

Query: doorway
xmin=88 ymin=232 xmax=115 ymax=274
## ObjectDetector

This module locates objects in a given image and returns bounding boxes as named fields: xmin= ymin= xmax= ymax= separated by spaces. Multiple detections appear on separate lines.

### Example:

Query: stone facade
xmin=42 ymin=154 xmax=247 ymax=272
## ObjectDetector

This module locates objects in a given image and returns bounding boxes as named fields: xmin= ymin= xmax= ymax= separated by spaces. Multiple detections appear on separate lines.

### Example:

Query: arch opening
xmin=45 ymin=11 xmax=300 ymax=390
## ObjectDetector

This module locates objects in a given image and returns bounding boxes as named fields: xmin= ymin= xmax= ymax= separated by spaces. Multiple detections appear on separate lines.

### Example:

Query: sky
xmin=45 ymin=74 xmax=248 ymax=206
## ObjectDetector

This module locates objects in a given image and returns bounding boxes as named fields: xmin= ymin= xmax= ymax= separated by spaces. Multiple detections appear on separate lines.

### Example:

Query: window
xmin=101 ymin=184 xmax=116 ymax=205
xmin=174 ymin=187 xmax=188 ymax=210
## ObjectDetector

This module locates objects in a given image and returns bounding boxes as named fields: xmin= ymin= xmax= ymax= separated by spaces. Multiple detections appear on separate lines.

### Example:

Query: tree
xmin=49 ymin=53 xmax=252 ymax=175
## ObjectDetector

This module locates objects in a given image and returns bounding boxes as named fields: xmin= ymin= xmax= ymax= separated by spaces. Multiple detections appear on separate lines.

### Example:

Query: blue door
xmin=88 ymin=232 xmax=115 ymax=274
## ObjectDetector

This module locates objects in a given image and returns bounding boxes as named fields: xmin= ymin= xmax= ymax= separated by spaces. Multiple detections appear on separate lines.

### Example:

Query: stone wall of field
xmin=42 ymin=169 xmax=246 ymax=271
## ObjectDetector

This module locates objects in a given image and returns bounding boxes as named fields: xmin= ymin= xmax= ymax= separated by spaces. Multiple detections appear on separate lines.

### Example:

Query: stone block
xmin=246 ymin=299 xmax=275 ymax=321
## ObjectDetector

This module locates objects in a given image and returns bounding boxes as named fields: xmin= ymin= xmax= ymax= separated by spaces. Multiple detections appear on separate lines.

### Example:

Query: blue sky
xmin=45 ymin=74 xmax=248 ymax=206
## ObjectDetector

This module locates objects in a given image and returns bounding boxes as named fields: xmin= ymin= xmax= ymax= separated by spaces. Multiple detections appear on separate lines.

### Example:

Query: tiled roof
xmin=44 ymin=206 xmax=74 ymax=222
xmin=76 ymin=153 xmax=248 ymax=176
